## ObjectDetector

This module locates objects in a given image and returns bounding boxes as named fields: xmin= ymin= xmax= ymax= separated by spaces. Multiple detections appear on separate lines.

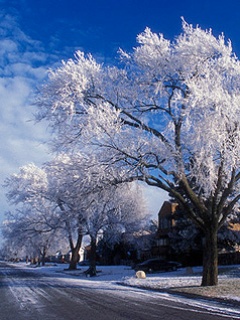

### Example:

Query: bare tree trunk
xmin=201 ymin=226 xmax=218 ymax=286
xmin=58 ymin=201 xmax=84 ymax=270
xmin=68 ymin=232 xmax=83 ymax=270
xmin=86 ymin=236 xmax=97 ymax=277
xmin=69 ymin=246 xmax=81 ymax=270
xmin=41 ymin=246 xmax=47 ymax=266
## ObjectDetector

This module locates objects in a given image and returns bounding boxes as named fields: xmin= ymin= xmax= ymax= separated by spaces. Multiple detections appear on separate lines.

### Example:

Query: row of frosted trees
xmin=3 ymin=157 xmax=148 ymax=274
xmin=2 ymin=19 xmax=240 ymax=285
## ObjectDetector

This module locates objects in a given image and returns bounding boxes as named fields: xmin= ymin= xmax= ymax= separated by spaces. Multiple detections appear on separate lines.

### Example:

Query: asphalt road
xmin=0 ymin=262 xmax=239 ymax=320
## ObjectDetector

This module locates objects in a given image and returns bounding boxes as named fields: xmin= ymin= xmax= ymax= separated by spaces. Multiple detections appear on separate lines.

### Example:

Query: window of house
xmin=159 ymin=217 xmax=172 ymax=229
xmin=156 ymin=238 xmax=169 ymax=246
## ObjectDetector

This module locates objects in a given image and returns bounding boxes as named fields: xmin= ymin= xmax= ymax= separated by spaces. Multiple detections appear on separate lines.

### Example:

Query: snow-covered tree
xmin=1 ymin=208 xmax=62 ymax=265
xmin=44 ymin=155 xmax=89 ymax=270
xmin=3 ymin=162 xmax=80 ymax=268
xmin=4 ymin=153 xmax=147 ymax=271
xmin=45 ymin=153 xmax=147 ymax=273
xmin=3 ymin=164 xmax=61 ymax=263
xmin=84 ymin=183 xmax=147 ymax=275
xmin=36 ymin=20 xmax=240 ymax=286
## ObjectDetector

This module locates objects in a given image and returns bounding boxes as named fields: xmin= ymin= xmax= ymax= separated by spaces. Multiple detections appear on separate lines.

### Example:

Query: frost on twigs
xmin=34 ymin=18 xmax=240 ymax=285
xmin=35 ymin=18 xmax=239 ymax=208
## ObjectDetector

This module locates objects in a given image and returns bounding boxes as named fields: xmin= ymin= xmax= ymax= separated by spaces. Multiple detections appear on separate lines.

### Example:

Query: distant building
xmin=152 ymin=201 xmax=178 ymax=259
xmin=154 ymin=201 xmax=240 ymax=266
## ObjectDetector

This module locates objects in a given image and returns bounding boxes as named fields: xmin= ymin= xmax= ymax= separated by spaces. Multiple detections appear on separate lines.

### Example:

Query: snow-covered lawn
xmin=123 ymin=265 xmax=240 ymax=303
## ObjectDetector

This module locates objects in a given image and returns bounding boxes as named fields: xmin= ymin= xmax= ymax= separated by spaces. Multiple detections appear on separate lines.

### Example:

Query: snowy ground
xmin=10 ymin=262 xmax=240 ymax=318
xmin=123 ymin=265 xmax=240 ymax=303
xmin=16 ymin=263 xmax=240 ymax=301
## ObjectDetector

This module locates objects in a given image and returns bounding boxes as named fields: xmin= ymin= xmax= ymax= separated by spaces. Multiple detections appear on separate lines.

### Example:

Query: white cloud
xmin=0 ymin=14 xmax=51 ymax=220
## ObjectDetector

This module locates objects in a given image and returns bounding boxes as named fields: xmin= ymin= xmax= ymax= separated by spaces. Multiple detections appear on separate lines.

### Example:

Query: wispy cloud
xmin=0 ymin=13 xmax=50 ymax=216
xmin=0 ymin=10 xmax=114 ymax=219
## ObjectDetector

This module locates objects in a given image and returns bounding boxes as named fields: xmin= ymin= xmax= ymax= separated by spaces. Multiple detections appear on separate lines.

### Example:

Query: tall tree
xmin=3 ymin=162 xmax=83 ymax=269
xmin=45 ymin=153 xmax=147 ymax=272
xmin=4 ymin=160 xmax=90 ymax=270
xmin=4 ymin=154 xmax=147 ymax=271
xmin=84 ymin=183 xmax=147 ymax=276
xmin=36 ymin=20 xmax=240 ymax=286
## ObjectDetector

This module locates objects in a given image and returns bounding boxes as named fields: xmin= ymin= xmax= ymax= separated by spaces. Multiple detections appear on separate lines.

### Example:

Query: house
xmin=152 ymin=201 xmax=178 ymax=259
xmin=154 ymin=201 xmax=240 ymax=266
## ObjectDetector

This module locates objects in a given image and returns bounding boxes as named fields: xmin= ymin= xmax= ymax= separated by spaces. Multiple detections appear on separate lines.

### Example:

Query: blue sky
xmin=1 ymin=0 xmax=240 ymax=225
xmin=4 ymin=0 xmax=240 ymax=60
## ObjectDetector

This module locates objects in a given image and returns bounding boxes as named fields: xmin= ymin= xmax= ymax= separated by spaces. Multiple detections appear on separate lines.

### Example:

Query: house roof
xmin=158 ymin=201 xmax=178 ymax=218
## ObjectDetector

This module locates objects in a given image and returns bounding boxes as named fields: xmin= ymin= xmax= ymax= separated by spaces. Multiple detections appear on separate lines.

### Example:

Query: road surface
xmin=0 ymin=262 xmax=239 ymax=320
